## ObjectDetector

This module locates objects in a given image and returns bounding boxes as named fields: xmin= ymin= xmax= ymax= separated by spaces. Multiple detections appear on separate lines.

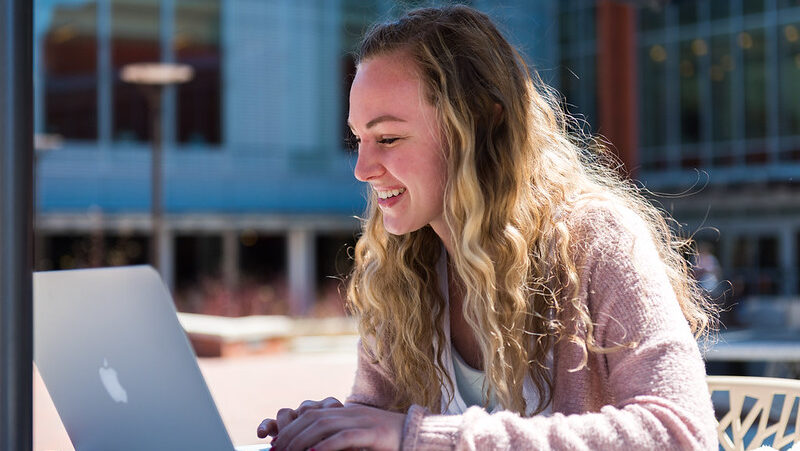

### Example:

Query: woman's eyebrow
xmin=348 ymin=115 xmax=407 ymax=131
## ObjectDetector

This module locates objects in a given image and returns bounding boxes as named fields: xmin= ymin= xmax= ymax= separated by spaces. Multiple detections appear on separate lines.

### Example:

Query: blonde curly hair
xmin=346 ymin=5 xmax=715 ymax=416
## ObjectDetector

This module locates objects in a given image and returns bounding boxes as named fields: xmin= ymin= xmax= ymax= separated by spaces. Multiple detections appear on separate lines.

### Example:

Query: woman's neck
xmin=447 ymin=255 xmax=483 ymax=370
xmin=429 ymin=217 xmax=454 ymax=256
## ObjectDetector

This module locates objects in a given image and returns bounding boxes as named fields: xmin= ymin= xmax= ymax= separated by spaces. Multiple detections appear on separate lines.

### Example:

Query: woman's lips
xmin=376 ymin=189 xmax=406 ymax=208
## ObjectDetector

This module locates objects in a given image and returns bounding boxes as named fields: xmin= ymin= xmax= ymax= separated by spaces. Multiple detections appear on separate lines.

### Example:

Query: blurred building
xmin=558 ymin=0 xmax=800 ymax=304
xmin=37 ymin=0 xmax=797 ymax=316
xmin=33 ymin=0 xmax=556 ymax=314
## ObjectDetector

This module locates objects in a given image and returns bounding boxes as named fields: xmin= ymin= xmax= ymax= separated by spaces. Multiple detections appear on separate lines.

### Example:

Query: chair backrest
xmin=708 ymin=376 xmax=800 ymax=451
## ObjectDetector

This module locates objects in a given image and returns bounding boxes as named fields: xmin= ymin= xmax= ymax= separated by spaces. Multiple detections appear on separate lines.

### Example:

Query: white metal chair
xmin=708 ymin=376 xmax=800 ymax=451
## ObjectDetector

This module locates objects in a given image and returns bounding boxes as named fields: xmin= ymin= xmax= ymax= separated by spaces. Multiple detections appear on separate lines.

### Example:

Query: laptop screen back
xmin=34 ymin=266 xmax=236 ymax=451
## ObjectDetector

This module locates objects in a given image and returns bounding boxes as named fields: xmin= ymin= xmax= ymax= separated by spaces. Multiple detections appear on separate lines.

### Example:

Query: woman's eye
xmin=378 ymin=137 xmax=400 ymax=145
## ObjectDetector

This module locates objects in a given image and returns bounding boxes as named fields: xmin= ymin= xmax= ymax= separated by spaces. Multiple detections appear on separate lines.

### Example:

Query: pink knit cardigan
xmin=346 ymin=203 xmax=718 ymax=450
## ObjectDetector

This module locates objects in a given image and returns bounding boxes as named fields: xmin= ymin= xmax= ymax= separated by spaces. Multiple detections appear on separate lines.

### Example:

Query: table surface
xmin=701 ymin=328 xmax=800 ymax=361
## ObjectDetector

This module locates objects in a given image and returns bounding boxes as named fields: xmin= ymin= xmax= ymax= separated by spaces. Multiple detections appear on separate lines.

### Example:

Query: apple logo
xmin=99 ymin=358 xmax=128 ymax=403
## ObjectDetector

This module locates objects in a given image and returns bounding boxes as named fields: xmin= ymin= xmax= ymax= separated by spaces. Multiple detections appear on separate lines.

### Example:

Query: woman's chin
xmin=383 ymin=223 xmax=408 ymax=236
xmin=382 ymin=219 xmax=422 ymax=236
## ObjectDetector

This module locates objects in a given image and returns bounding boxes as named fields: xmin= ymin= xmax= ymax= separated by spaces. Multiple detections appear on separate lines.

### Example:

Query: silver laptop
xmin=34 ymin=265 xmax=270 ymax=451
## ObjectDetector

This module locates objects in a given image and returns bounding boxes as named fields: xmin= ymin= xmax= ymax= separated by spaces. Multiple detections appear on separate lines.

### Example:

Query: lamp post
xmin=120 ymin=63 xmax=193 ymax=278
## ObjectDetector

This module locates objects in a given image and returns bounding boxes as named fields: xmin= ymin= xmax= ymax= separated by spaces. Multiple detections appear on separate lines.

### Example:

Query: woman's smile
xmin=375 ymin=187 xmax=407 ymax=208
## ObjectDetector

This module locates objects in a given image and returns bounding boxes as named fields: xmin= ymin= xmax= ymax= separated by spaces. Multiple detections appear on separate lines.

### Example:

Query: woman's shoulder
xmin=557 ymin=194 xmax=651 ymax=245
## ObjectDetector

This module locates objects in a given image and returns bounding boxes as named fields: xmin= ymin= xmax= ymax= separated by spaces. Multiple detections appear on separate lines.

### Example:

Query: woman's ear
xmin=493 ymin=102 xmax=503 ymax=124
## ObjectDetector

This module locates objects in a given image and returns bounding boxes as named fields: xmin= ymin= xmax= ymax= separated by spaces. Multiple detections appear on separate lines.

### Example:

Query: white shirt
xmin=436 ymin=246 xmax=552 ymax=416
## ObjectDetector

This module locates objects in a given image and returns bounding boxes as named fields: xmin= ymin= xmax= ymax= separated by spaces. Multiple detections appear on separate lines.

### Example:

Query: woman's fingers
xmin=257 ymin=398 xmax=344 ymax=440
xmin=270 ymin=405 xmax=403 ymax=451
xmin=295 ymin=396 xmax=343 ymax=416
xmin=275 ymin=407 xmax=299 ymax=430
xmin=271 ymin=407 xmax=326 ymax=448
xmin=280 ymin=414 xmax=369 ymax=451
xmin=256 ymin=418 xmax=277 ymax=439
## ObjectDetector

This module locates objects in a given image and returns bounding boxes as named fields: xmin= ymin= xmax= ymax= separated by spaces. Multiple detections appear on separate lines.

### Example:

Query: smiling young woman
xmin=257 ymin=5 xmax=718 ymax=451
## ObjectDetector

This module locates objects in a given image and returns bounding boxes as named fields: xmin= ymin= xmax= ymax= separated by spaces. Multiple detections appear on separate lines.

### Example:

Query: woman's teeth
xmin=377 ymin=188 xmax=406 ymax=199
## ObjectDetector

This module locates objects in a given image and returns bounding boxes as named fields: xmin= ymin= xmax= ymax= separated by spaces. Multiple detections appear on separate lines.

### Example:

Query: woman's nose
xmin=353 ymin=142 xmax=384 ymax=182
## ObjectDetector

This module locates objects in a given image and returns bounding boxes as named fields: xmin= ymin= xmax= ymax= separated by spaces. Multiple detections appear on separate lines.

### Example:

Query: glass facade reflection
xmin=638 ymin=0 xmax=800 ymax=172
xmin=680 ymin=38 xmax=700 ymax=146
xmin=742 ymin=29 xmax=766 ymax=143
xmin=112 ymin=0 xmax=160 ymax=143
xmin=779 ymin=21 xmax=800 ymax=159
xmin=175 ymin=0 xmax=220 ymax=145
xmin=42 ymin=1 xmax=98 ymax=140
xmin=37 ymin=0 xmax=222 ymax=147
xmin=710 ymin=34 xmax=732 ymax=145
xmin=557 ymin=0 xmax=597 ymax=130
xmin=640 ymin=43 xmax=667 ymax=161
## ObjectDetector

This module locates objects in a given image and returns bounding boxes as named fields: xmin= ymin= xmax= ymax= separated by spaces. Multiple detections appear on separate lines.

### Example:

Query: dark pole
xmin=0 ymin=0 xmax=33 ymax=450
xmin=146 ymin=86 xmax=164 ymax=272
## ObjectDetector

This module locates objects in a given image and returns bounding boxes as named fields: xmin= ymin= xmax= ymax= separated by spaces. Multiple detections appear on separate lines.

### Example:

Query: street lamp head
xmin=120 ymin=63 xmax=194 ymax=85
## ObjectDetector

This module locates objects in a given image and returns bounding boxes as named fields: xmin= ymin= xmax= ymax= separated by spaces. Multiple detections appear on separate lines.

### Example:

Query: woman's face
xmin=348 ymin=52 xmax=448 ymax=236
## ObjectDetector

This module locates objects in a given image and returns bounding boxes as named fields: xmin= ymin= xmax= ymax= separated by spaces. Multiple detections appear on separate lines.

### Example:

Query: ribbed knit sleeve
xmin=345 ymin=338 xmax=398 ymax=410
xmin=401 ymin=202 xmax=719 ymax=450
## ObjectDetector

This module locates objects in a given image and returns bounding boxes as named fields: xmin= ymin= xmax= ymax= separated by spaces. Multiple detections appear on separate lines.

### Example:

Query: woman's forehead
xmin=353 ymin=54 xmax=421 ymax=95
xmin=349 ymin=54 xmax=429 ymax=127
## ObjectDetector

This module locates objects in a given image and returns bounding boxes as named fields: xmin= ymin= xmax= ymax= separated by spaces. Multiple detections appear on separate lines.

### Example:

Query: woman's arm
xmin=345 ymin=337 xmax=399 ymax=409
xmin=401 ymin=204 xmax=718 ymax=450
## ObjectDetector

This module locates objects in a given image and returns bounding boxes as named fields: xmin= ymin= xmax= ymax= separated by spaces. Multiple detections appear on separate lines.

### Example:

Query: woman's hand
xmin=257 ymin=397 xmax=344 ymax=439
xmin=267 ymin=403 xmax=405 ymax=451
